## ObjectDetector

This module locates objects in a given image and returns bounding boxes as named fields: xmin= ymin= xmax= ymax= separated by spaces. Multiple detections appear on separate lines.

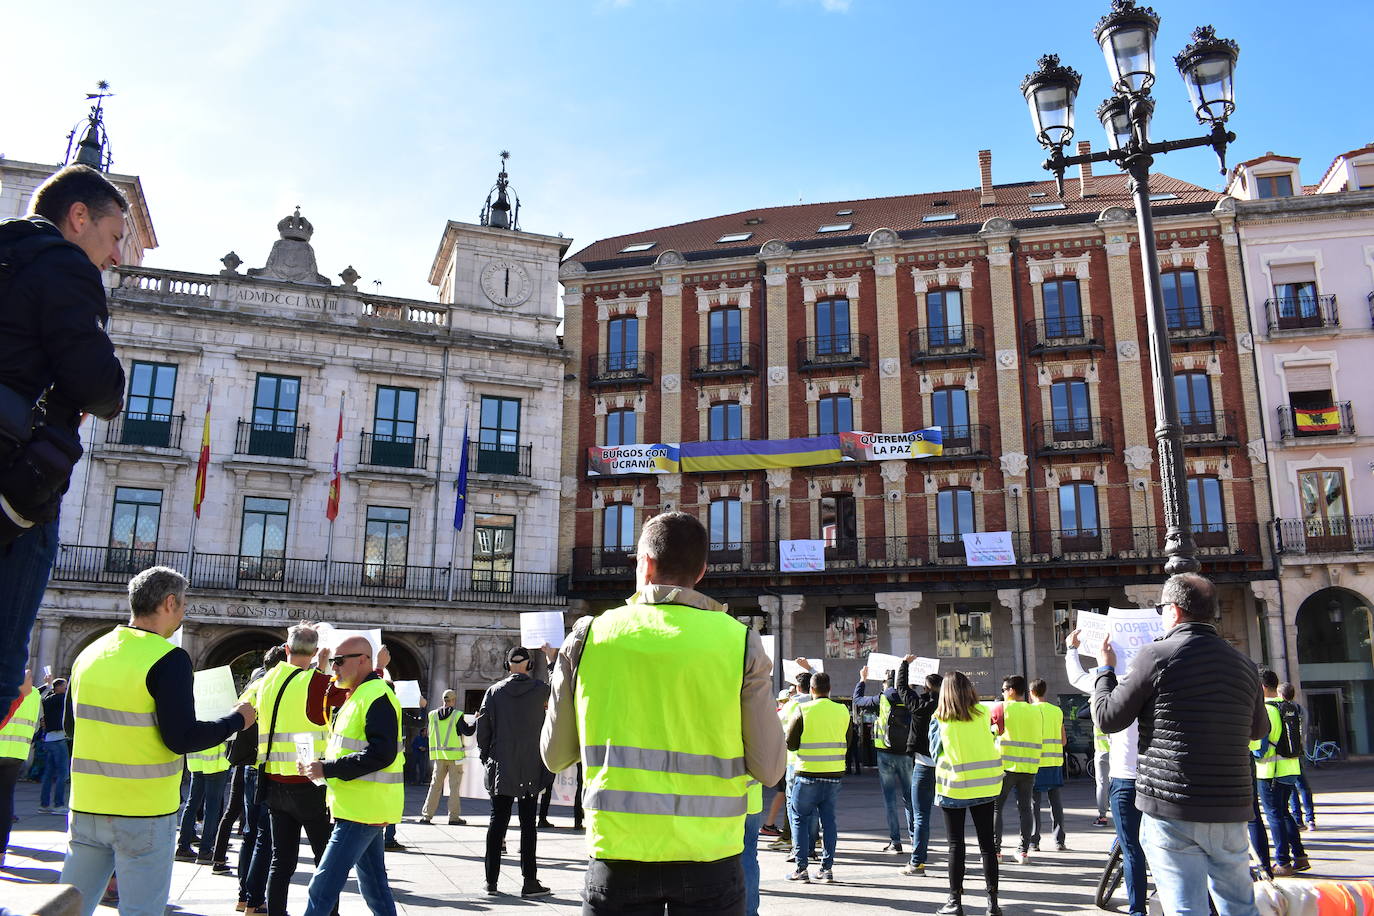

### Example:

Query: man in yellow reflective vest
xmin=992 ymin=674 xmax=1039 ymax=864
xmin=786 ymin=671 xmax=854 ymax=885
xmin=58 ymin=566 xmax=255 ymax=916
xmin=175 ymin=739 xmax=229 ymax=865
xmin=542 ymin=512 xmax=785 ymax=916
xmin=418 ymin=689 xmax=473 ymax=825
xmin=1028 ymin=678 xmax=1067 ymax=852
xmin=298 ymin=635 xmax=402 ymax=916
xmin=1255 ymin=668 xmax=1309 ymax=876
xmin=0 ymin=668 xmax=39 ymax=865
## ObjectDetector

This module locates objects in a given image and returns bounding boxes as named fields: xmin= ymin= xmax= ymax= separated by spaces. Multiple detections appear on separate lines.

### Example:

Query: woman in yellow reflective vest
xmin=931 ymin=671 xmax=1003 ymax=916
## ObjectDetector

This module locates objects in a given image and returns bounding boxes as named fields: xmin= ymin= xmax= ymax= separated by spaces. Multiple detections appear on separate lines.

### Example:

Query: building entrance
xmin=1295 ymin=586 xmax=1374 ymax=755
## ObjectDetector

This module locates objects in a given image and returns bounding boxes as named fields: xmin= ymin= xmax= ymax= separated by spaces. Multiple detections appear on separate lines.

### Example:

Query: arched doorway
xmin=1295 ymin=587 xmax=1374 ymax=756
xmin=203 ymin=629 xmax=286 ymax=693
xmin=381 ymin=638 xmax=425 ymax=690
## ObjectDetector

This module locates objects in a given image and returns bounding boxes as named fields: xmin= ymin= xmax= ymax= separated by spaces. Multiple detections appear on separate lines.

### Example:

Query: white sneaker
xmin=817 ymin=868 xmax=834 ymax=884
xmin=37 ymin=806 xmax=52 ymax=815
xmin=786 ymin=867 xmax=810 ymax=883
xmin=1014 ymin=850 xmax=1031 ymax=865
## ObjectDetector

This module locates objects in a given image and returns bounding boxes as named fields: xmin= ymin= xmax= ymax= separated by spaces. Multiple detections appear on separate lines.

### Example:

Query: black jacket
xmin=894 ymin=660 xmax=939 ymax=758
xmin=0 ymin=218 xmax=123 ymax=426
xmin=1093 ymin=621 xmax=1268 ymax=823
xmin=476 ymin=671 xmax=551 ymax=797
xmin=853 ymin=679 xmax=911 ymax=755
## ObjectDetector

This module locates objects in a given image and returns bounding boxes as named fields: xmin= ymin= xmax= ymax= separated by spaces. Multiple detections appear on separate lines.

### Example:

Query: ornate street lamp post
xmin=1021 ymin=0 xmax=1239 ymax=575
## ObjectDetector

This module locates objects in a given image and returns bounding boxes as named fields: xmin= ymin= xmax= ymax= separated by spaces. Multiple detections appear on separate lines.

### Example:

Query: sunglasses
xmin=329 ymin=653 xmax=369 ymax=667
xmin=1154 ymin=604 xmax=1169 ymax=616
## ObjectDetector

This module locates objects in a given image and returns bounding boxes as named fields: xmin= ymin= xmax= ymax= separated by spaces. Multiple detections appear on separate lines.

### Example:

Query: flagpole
xmin=446 ymin=403 xmax=469 ymax=602
xmin=324 ymin=391 xmax=343 ymax=596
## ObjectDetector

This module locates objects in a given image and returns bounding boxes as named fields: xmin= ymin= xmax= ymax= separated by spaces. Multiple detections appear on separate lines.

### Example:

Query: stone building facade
xmin=1229 ymin=144 xmax=1374 ymax=754
xmin=558 ymin=148 xmax=1278 ymax=712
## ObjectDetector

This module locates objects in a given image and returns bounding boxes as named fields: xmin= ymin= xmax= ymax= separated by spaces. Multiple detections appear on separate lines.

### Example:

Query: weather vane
xmin=65 ymin=80 xmax=114 ymax=170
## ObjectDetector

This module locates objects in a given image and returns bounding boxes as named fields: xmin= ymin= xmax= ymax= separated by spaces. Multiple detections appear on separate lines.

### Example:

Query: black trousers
xmin=212 ymin=764 xmax=248 ymax=864
xmin=582 ymin=855 xmax=744 ymax=916
xmin=266 ymin=781 xmax=332 ymax=916
xmin=0 ymin=758 xmax=20 ymax=860
xmin=993 ymin=770 xmax=1035 ymax=853
xmin=942 ymin=802 xmax=998 ymax=898
xmin=486 ymin=793 xmax=538 ymax=886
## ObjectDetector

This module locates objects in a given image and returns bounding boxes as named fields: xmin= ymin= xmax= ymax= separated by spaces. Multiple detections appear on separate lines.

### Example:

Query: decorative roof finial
xmin=65 ymin=80 xmax=114 ymax=171
xmin=481 ymin=151 xmax=521 ymax=231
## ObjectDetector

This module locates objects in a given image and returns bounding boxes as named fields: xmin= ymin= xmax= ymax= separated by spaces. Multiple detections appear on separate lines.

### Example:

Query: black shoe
xmin=384 ymin=841 xmax=406 ymax=852
xmin=174 ymin=847 xmax=198 ymax=862
xmin=211 ymin=863 xmax=232 ymax=875
xmin=485 ymin=883 xmax=499 ymax=896
xmin=521 ymin=880 xmax=552 ymax=898
xmin=538 ymin=818 xmax=555 ymax=828
xmin=936 ymin=895 xmax=965 ymax=916
xmin=987 ymin=894 xmax=1002 ymax=916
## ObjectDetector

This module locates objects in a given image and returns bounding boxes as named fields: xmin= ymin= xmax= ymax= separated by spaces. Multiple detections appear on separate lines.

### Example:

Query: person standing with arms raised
xmin=542 ymin=511 xmax=785 ymax=915
xmin=931 ymin=671 xmax=1002 ymax=916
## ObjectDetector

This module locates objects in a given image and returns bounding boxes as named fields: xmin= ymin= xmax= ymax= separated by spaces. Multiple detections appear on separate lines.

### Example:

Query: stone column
xmin=866 ymin=231 xmax=904 ymax=432
xmin=997 ymin=587 xmax=1045 ymax=677
xmin=979 ymin=223 xmax=1028 ymax=531
xmin=766 ymin=594 xmax=805 ymax=662
xmin=1251 ymin=579 xmax=1290 ymax=681
xmin=875 ymin=591 xmax=921 ymax=657
xmin=34 ymin=618 xmax=61 ymax=677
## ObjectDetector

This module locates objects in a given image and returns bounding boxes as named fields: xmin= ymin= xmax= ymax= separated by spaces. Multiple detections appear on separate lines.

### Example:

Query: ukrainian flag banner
xmin=587 ymin=443 xmax=681 ymax=476
xmin=679 ymin=436 xmax=842 ymax=472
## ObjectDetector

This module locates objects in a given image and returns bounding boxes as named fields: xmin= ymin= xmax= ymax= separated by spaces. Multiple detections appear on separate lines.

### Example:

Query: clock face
xmin=480 ymin=259 xmax=533 ymax=307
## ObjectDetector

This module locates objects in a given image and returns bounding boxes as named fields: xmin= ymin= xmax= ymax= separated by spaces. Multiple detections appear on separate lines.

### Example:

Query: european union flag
xmin=453 ymin=423 xmax=471 ymax=530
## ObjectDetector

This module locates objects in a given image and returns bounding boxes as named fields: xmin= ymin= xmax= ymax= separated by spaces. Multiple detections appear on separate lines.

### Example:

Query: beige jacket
xmin=539 ymin=584 xmax=786 ymax=787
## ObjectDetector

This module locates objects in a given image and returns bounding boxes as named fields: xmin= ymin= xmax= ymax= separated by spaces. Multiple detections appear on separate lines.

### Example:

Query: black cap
xmin=507 ymin=646 xmax=531 ymax=666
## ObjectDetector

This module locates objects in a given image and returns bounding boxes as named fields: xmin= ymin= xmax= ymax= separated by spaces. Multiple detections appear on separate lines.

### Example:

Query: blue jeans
xmin=303 ymin=819 xmax=397 ymax=916
xmin=1109 ymin=778 xmax=1148 ymax=916
xmin=1289 ymin=773 xmax=1314 ymax=824
xmin=240 ymin=771 xmax=271 ymax=907
xmin=875 ymin=751 xmax=914 ymax=844
xmin=0 ymin=521 xmax=58 ymax=720
xmin=910 ymin=762 xmax=937 ymax=866
xmin=179 ymin=769 xmax=228 ymax=861
xmin=39 ymin=739 xmax=69 ymax=807
xmin=1257 ymin=778 xmax=1306 ymax=867
xmin=1140 ymin=812 xmax=1258 ymax=916
xmin=784 ymin=766 xmax=818 ymax=854
xmin=743 ymin=810 xmax=761 ymax=916
xmin=61 ymin=811 xmax=177 ymax=916
xmin=790 ymin=775 xmax=840 ymax=871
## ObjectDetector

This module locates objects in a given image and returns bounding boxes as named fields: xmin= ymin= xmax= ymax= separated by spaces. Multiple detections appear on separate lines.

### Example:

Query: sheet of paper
xmin=1074 ymin=608 xmax=1165 ymax=678
xmin=295 ymin=733 xmax=325 ymax=786
xmin=393 ymin=680 xmax=423 ymax=708
xmin=781 ymin=658 xmax=825 ymax=684
xmin=759 ymin=634 xmax=777 ymax=676
xmin=910 ymin=656 xmax=941 ymax=680
xmin=1074 ymin=611 xmax=1112 ymax=657
xmin=317 ymin=623 xmax=383 ymax=660
xmin=865 ymin=652 xmax=903 ymax=679
xmin=550 ymin=766 xmax=579 ymax=806
xmin=520 ymin=611 xmax=566 ymax=651
xmin=193 ymin=666 xmax=239 ymax=720
xmin=42 ymin=665 xmax=51 ymax=679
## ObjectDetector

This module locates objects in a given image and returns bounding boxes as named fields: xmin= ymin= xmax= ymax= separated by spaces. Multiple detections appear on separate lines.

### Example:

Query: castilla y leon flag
xmin=192 ymin=380 xmax=212 ymax=518
xmin=1295 ymin=406 xmax=1339 ymax=433
xmin=326 ymin=395 xmax=343 ymax=521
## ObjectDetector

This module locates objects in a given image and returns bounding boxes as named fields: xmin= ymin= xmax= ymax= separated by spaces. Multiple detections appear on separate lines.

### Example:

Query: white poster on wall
xmin=962 ymin=531 xmax=1017 ymax=566
xmin=779 ymin=540 xmax=826 ymax=572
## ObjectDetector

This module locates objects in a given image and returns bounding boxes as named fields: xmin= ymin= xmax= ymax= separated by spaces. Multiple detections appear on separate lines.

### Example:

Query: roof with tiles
xmin=569 ymin=170 xmax=1222 ymax=272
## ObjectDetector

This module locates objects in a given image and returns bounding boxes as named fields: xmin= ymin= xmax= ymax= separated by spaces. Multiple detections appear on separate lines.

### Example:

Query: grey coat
xmin=476 ymin=671 xmax=551 ymax=798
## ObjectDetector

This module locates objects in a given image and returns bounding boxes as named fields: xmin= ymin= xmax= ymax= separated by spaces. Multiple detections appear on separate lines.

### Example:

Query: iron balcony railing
xmin=1024 ymin=315 xmax=1106 ymax=354
xmin=1180 ymin=410 xmax=1240 ymax=447
xmin=235 ymin=419 xmax=309 ymax=460
xmin=360 ymin=432 xmax=429 ymax=469
xmin=50 ymin=544 xmax=564 ymax=605
xmin=689 ymin=342 xmax=762 ymax=378
xmin=796 ymin=334 xmax=871 ymax=371
xmin=1265 ymin=295 xmax=1339 ymax=334
xmin=105 ymin=413 xmax=186 ymax=449
xmin=926 ymin=424 xmax=992 ymax=459
xmin=1275 ymin=516 xmax=1374 ymax=556
xmin=587 ymin=351 xmax=655 ymax=387
xmin=908 ymin=325 xmax=986 ymax=363
xmin=1276 ymin=403 xmax=1355 ymax=439
xmin=1165 ymin=306 xmax=1226 ymax=344
xmin=470 ymin=439 xmax=533 ymax=476
xmin=1033 ymin=417 xmax=1114 ymax=455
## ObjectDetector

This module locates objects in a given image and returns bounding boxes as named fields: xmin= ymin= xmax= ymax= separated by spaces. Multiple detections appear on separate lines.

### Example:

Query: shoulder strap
xmin=263 ymin=665 xmax=307 ymax=753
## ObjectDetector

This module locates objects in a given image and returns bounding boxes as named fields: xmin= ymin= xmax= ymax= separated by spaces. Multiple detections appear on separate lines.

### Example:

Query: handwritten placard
xmin=865 ymin=652 xmax=904 ymax=679
xmin=520 ymin=611 xmax=566 ymax=651
xmin=910 ymin=656 xmax=941 ymax=680
xmin=193 ymin=666 xmax=239 ymax=719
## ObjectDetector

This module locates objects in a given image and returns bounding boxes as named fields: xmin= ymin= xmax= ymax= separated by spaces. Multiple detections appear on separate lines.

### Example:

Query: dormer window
xmin=619 ymin=242 xmax=656 ymax=253
xmin=1256 ymin=174 xmax=1294 ymax=199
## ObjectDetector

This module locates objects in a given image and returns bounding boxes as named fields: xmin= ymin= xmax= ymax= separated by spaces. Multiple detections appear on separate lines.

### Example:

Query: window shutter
xmin=1284 ymin=364 xmax=1333 ymax=393
xmin=1270 ymin=262 xmax=1317 ymax=285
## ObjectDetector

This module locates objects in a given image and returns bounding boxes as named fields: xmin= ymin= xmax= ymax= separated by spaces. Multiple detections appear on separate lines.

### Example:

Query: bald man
xmin=420 ymin=688 xmax=475 ymax=825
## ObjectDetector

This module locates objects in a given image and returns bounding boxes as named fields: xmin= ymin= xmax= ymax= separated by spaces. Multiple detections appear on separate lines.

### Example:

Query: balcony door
xmin=708 ymin=307 xmax=742 ymax=364
xmin=932 ymin=387 xmax=971 ymax=448
xmin=820 ymin=493 xmax=857 ymax=562
xmin=1175 ymin=372 xmax=1215 ymax=434
xmin=937 ymin=488 xmax=975 ymax=557
xmin=927 ymin=289 xmax=965 ymax=347
xmin=1162 ymin=270 xmax=1203 ymax=330
xmin=1050 ymin=380 xmax=1092 ymax=440
xmin=1058 ymin=482 xmax=1100 ymax=552
xmin=251 ymin=374 xmax=301 ymax=458
xmin=1043 ymin=279 xmax=1083 ymax=339
xmin=708 ymin=498 xmax=742 ymax=562
xmin=473 ymin=512 xmax=515 ymax=592
xmin=125 ymin=362 xmax=177 ymax=446
xmin=1187 ymin=476 xmax=1228 ymax=548
xmin=371 ymin=386 xmax=418 ymax=467
xmin=815 ymin=298 xmax=851 ymax=356
xmin=607 ymin=316 xmax=639 ymax=373
xmin=240 ymin=496 xmax=289 ymax=582
xmin=108 ymin=487 xmax=162 ymax=573
xmin=1298 ymin=468 xmax=1351 ymax=553
xmin=364 ymin=506 xmax=410 ymax=587
xmin=478 ymin=396 xmax=521 ymax=474
xmin=1274 ymin=281 xmax=1320 ymax=329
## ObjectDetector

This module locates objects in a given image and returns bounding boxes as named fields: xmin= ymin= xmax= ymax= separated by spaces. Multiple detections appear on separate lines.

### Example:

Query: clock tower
xmin=427 ymin=153 xmax=569 ymax=339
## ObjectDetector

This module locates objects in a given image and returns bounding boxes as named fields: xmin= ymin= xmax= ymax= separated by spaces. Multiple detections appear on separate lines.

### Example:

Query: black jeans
xmin=993 ymin=771 xmax=1035 ymax=854
xmin=942 ymin=802 xmax=998 ymax=899
xmin=582 ymin=855 xmax=744 ymax=916
xmin=266 ymin=781 xmax=333 ymax=916
xmin=212 ymin=764 xmax=249 ymax=864
xmin=0 ymin=758 xmax=20 ymax=859
xmin=486 ymin=793 xmax=538 ymax=886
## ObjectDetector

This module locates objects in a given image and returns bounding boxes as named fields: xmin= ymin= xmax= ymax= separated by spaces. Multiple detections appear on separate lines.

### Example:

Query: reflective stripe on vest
xmin=1094 ymin=723 xmax=1110 ymax=753
xmin=577 ymin=600 xmax=749 ymax=863
xmin=935 ymin=706 xmax=1004 ymax=800
xmin=0 ymin=690 xmax=41 ymax=760
xmin=187 ymin=743 xmax=230 ymax=775
xmin=997 ymin=701 xmax=1042 ymax=773
xmin=428 ymin=709 xmax=466 ymax=762
xmin=1036 ymin=702 xmax=1064 ymax=769
xmin=1256 ymin=700 xmax=1300 ymax=780
xmin=779 ymin=696 xmax=811 ymax=769
xmin=70 ymin=627 xmax=181 ymax=816
xmin=874 ymin=692 xmax=904 ymax=751
xmin=255 ymin=662 xmax=327 ymax=776
xmin=796 ymin=699 xmax=851 ymax=774
xmin=325 ymin=678 xmax=404 ymax=824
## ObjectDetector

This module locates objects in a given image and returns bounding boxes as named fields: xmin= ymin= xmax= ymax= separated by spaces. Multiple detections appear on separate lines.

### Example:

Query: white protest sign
xmin=193 ymin=666 xmax=239 ymax=719
xmin=551 ymin=766 xmax=580 ymax=806
xmin=962 ymin=531 xmax=1017 ymax=566
xmin=1074 ymin=611 xmax=1111 ymax=657
xmin=520 ymin=611 xmax=565 ymax=651
xmin=42 ymin=665 xmax=51 ymax=679
xmin=781 ymin=658 xmax=825 ymax=684
xmin=759 ymin=634 xmax=777 ymax=676
xmin=865 ymin=653 xmax=903 ymax=679
xmin=780 ymin=539 xmax=826 ymax=572
xmin=295 ymin=733 xmax=325 ymax=785
xmin=1074 ymin=607 xmax=1164 ymax=678
xmin=393 ymin=680 xmax=423 ymax=709
xmin=910 ymin=656 xmax=941 ymax=680
xmin=317 ymin=624 xmax=383 ymax=660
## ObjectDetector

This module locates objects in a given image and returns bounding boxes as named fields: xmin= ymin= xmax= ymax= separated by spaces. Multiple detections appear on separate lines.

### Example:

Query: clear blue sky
xmin=4 ymin=1 xmax=1366 ymax=300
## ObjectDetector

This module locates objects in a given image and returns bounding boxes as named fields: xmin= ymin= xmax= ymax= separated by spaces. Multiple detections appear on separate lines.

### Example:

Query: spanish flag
xmin=1295 ymin=406 xmax=1339 ymax=433
xmin=192 ymin=380 xmax=212 ymax=518
xmin=326 ymin=394 xmax=343 ymax=521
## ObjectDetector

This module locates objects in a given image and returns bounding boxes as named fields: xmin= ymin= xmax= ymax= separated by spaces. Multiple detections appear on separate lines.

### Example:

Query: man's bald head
xmin=332 ymin=636 xmax=374 ymax=688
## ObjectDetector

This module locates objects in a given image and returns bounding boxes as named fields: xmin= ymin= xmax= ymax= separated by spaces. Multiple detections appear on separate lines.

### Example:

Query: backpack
xmin=1275 ymin=700 xmax=1303 ymax=759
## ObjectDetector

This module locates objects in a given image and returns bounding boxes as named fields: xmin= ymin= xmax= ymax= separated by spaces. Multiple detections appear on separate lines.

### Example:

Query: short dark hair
xmin=637 ymin=511 xmax=707 ymax=583
xmin=810 ymin=671 xmax=832 ymax=696
xmin=30 ymin=165 xmax=128 ymax=226
xmin=1002 ymin=674 xmax=1027 ymax=697
xmin=796 ymin=672 xmax=812 ymax=693
xmin=925 ymin=673 xmax=943 ymax=693
xmin=1278 ymin=682 xmax=1296 ymax=701
xmin=884 ymin=670 xmax=895 ymax=688
xmin=1161 ymin=573 xmax=1217 ymax=621
xmin=1029 ymin=678 xmax=1048 ymax=698
xmin=263 ymin=645 xmax=287 ymax=668
xmin=1259 ymin=667 xmax=1279 ymax=691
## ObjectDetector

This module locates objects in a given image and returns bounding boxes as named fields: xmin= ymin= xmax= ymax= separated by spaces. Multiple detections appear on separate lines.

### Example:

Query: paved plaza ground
xmin=4 ymin=762 xmax=1372 ymax=914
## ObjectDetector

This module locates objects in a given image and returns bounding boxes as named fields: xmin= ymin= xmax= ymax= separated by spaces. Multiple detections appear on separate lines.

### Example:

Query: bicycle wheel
xmin=1096 ymin=845 xmax=1125 ymax=909
xmin=1067 ymin=754 xmax=1083 ymax=780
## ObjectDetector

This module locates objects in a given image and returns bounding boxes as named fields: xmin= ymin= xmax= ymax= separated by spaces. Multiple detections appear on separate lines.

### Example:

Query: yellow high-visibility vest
xmin=1256 ymin=699 xmax=1301 ymax=780
xmin=428 ymin=708 xmax=466 ymax=762
xmin=1036 ymin=702 xmax=1065 ymax=769
xmin=69 ymin=627 xmax=182 ymax=816
xmin=935 ymin=705 xmax=1004 ymax=801
xmin=795 ymin=699 xmax=851 ymax=774
xmin=997 ymin=700 xmax=1042 ymax=774
xmin=255 ymin=662 xmax=326 ymax=777
xmin=576 ymin=600 xmax=749 ymax=863
xmin=875 ymin=692 xmax=906 ymax=751
xmin=0 ymin=689 xmax=41 ymax=760
xmin=324 ymin=677 xmax=404 ymax=824
xmin=187 ymin=742 xmax=229 ymax=775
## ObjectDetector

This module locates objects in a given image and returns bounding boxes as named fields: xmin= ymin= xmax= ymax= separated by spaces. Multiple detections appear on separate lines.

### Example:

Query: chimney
xmin=1077 ymin=140 xmax=1095 ymax=198
xmin=979 ymin=149 xmax=996 ymax=206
